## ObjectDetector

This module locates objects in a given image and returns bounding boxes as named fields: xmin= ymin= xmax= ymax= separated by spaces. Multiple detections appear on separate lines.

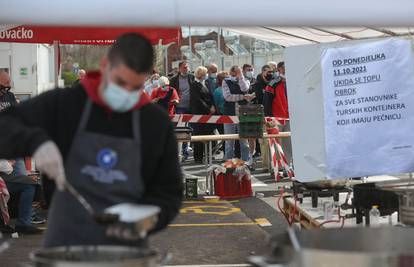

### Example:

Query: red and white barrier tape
xmin=171 ymin=114 xmax=288 ymax=124
xmin=266 ymin=118 xmax=294 ymax=181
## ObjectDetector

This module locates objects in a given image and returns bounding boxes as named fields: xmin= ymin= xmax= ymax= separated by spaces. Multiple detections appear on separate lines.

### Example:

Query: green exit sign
xmin=20 ymin=67 xmax=28 ymax=76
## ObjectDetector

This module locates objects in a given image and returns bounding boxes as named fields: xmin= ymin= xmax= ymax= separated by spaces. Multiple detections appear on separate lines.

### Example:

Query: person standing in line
xmin=144 ymin=72 xmax=160 ymax=96
xmin=205 ymin=63 xmax=218 ymax=95
xmin=151 ymin=76 xmax=179 ymax=115
xmin=242 ymin=64 xmax=256 ymax=84
xmin=169 ymin=61 xmax=195 ymax=161
xmin=263 ymin=61 xmax=292 ymax=171
xmin=213 ymin=71 xmax=229 ymax=153
xmin=189 ymin=66 xmax=215 ymax=163
xmin=252 ymin=64 xmax=274 ymax=168
xmin=222 ymin=66 xmax=254 ymax=165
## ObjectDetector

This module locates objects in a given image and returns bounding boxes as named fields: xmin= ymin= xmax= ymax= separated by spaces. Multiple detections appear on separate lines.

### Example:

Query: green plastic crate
xmin=239 ymin=122 xmax=264 ymax=138
xmin=239 ymin=115 xmax=264 ymax=123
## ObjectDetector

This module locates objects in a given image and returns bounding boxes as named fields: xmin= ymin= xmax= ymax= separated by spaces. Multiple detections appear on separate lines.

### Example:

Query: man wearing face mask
xmin=169 ymin=61 xmax=195 ymax=161
xmin=0 ymin=33 xmax=183 ymax=247
xmin=222 ymin=65 xmax=254 ymax=165
xmin=0 ymin=70 xmax=17 ymax=111
xmin=263 ymin=61 xmax=292 ymax=170
xmin=205 ymin=63 xmax=218 ymax=95
xmin=242 ymin=64 xmax=256 ymax=85
xmin=252 ymin=65 xmax=273 ymax=106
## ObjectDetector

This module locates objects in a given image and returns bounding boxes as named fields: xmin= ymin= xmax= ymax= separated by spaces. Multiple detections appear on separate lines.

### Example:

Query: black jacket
xmin=252 ymin=74 xmax=268 ymax=105
xmin=190 ymin=81 xmax=214 ymax=115
xmin=0 ymin=84 xmax=183 ymax=233
xmin=0 ymin=91 xmax=17 ymax=112
xmin=169 ymin=73 xmax=195 ymax=95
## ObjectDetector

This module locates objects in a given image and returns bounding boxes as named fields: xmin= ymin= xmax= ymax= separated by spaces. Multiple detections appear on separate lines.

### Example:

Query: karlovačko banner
xmin=0 ymin=25 xmax=181 ymax=45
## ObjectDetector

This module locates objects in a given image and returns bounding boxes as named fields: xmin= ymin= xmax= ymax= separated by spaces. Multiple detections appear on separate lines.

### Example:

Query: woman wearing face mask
xmin=150 ymin=76 xmax=179 ymax=115
xmin=0 ymin=33 xmax=183 ymax=248
xmin=190 ymin=66 xmax=216 ymax=163
xmin=144 ymin=73 xmax=160 ymax=96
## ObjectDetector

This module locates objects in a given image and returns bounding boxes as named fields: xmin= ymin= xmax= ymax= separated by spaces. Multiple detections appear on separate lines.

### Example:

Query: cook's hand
xmin=33 ymin=141 xmax=66 ymax=191
xmin=152 ymin=97 xmax=160 ymax=103
xmin=105 ymin=217 xmax=156 ymax=241
xmin=106 ymin=224 xmax=146 ymax=241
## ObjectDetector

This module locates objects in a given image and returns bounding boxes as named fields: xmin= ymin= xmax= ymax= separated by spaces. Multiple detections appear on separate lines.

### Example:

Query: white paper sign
xmin=322 ymin=38 xmax=414 ymax=178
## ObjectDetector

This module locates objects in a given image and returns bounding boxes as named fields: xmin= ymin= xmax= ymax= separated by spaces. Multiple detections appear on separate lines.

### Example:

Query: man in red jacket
xmin=263 ymin=61 xmax=292 ymax=171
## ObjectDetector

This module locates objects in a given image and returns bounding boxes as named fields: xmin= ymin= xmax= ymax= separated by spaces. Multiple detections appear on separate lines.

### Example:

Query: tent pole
xmin=188 ymin=26 xmax=192 ymax=67
xmin=53 ymin=40 xmax=59 ymax=88
xmin=164 ymin=45 xmax=168 ymax=74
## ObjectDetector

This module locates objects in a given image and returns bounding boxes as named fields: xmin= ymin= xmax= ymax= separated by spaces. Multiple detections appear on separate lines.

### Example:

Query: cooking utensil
xmin=64 ymin=182 xmax=119 ymax=225
xmin=65 ymin=181 xmax=160 ymax=240
xmin=375 ymin=179 xmax=414 ymax=226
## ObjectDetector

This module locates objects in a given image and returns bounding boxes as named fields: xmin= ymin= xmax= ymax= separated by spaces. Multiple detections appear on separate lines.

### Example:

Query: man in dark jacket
xmin=169 ymin=61 xmax=195 ymax=160
xmin=0 ymin=71 xmax=17 ymax=111
xmin=252 ymin=65 xmax=273 ymax=105
xmin=169 ymin=61 xmax=195 ymax=114
xmin=0 ymin=33 xmax=182 ymax=247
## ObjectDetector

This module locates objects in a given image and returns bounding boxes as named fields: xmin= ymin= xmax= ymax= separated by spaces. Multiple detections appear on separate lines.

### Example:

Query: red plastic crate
xmin=214 ymin=172 xmax=253 ymax=199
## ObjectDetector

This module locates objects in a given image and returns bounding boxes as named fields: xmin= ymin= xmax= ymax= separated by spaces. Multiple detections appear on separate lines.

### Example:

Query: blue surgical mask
xmin=204 ymin=75 xmax=209 ymax=81
xmin=102 ymin=82 xmax=141 ymax=112
xmin=229 ymin=76 xmax=237 ymax=82
xmin=152 ymin=79 xmax=159 ymax=87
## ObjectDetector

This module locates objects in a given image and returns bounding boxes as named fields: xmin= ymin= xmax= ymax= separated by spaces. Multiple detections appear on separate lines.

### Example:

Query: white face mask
xmin=279 ymin=73 xmax=286 ymax=79
xmin=210 ymin=73 xmax=217 ymax=79
xmin=102 ymin=82 xmax=141 ymax=112
xmin=245 ymin=71 xmax=254 ymax=79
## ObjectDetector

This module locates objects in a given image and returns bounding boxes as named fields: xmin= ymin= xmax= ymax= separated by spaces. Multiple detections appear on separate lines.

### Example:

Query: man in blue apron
xmin=0 ymin=33 xmax=183 ymax=247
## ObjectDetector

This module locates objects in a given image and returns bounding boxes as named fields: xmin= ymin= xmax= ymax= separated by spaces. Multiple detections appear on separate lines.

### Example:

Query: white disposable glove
xmin=33 ymin=141 xmax=66 ymax=191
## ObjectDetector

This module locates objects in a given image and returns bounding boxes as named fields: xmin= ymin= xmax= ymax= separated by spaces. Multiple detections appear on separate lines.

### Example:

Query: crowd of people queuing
xmin=142 ymin=60 xmax=291 ymax=169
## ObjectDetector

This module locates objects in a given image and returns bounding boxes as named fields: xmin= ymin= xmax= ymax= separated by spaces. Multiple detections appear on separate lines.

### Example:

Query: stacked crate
xmin=238 ymin=104 xmax=264 ymax=138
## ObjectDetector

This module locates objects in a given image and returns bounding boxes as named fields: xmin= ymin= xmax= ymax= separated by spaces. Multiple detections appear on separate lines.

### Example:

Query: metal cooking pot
xmin=375 ymin=179 xmax=414 ymax=226
xmin=250 ymin=227 xmax=414 ymax=267
xmin=30 ymin=246 xmax=160 ymax=267
xmin=398 ymin=190 xmax=414 ymax=226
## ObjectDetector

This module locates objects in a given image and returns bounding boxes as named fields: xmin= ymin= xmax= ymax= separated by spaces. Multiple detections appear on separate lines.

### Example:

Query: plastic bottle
xmin=369 ymin=205 xmax=380 ymax=227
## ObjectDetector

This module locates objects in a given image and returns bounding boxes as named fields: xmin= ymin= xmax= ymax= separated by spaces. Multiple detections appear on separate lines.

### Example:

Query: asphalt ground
xmin=0 ymin=151 xmax=289 ymax=266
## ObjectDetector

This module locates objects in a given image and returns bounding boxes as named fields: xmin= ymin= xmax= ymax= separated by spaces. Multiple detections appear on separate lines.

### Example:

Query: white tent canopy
xmin=224 ymin=27 xmax=414 ymax=47
xmin=2 ymin=0 xmax=414 ymax=27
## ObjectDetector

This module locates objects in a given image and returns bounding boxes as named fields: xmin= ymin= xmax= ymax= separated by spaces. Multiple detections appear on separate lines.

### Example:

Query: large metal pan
xmin=30 ymin=246 xmax=159 ymax=267
xmin=250 ymin=227 xmax=414 ymax=267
